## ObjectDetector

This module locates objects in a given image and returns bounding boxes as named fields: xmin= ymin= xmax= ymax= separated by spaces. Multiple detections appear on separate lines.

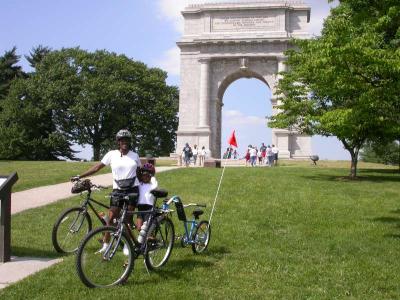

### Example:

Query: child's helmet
xmin=141 ymin=163 xmax=155 ymax=176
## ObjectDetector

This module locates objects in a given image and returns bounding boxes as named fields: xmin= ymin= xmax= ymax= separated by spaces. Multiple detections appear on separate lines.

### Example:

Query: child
xmin=136 ymin=163 xmax=158 ymax=231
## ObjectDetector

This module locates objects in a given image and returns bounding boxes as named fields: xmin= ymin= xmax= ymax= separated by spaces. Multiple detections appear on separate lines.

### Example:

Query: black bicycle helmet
xmin=116 ymin=129 xmax=132 ymax=141
xmin=141 ymin=163 xmax=155 ymax=176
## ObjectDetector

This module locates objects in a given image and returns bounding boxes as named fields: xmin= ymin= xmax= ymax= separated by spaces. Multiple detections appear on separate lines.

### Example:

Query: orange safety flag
xmin=228 ymin=130 xmax=238 ymax=148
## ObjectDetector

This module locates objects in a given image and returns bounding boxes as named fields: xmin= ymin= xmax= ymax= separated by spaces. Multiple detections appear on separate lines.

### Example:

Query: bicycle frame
xmin=103 ymin=195 xmax=169 ymax=259
xmin=82 ymin=191 xmax=110 ymax=225
xmin=167 ymin=195 xmax=205 ymax=245
xmin=181 ymin=219 xmax=199 ymax=244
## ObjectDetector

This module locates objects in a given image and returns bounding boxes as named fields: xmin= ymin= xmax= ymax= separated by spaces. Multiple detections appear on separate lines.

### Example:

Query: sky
xmin=0 ymin=0 xmax=348 ymax=160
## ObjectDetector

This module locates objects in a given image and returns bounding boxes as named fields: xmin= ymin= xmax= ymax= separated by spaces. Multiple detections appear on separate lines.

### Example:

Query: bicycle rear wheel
xmin=144 ymin=217 xmax=175 ymax=270
xmin=76 ymin=226 xmax=134 ymax=288
xmin=191 ymin=221 xmax=211 ymax=254
xmin=52 ymin=207 xmax=92 ymax=253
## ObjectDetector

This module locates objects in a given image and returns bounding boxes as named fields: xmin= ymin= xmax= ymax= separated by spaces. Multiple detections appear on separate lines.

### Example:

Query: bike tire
xmin=76 ymin=226 xmax=134 ymax=288
xmin=191 ymin=220 xmax=211 ymax=254
xmin=52 ymin=206 xmax=92 ymax=253
xmin=144 ymin=217 xmax=175 ymax=271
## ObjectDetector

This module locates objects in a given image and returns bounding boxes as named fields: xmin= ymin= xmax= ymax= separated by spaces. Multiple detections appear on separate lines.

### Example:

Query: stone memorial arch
xmin=175 ymin=0 xmax=312 ymax=159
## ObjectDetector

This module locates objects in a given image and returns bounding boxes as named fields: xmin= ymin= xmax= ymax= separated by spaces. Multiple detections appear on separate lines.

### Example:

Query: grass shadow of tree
xmin=301 ymin=173 xmax=400 ymax=183
xmin=372 ymin=215 xmax=400 ymax=239
xmin=10 ymin=246 xmax=59 ymax=258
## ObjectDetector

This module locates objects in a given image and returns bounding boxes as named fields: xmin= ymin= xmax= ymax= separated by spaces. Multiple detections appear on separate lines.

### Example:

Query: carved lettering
xmin=212 ymin=16 xmax=276 ymax=32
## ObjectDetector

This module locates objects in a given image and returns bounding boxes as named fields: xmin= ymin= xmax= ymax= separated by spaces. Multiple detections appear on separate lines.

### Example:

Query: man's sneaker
xmin=123 ymin=243 xmax=129 ymax=256
xmin=95 ymin=243 xmax=109 ymax=254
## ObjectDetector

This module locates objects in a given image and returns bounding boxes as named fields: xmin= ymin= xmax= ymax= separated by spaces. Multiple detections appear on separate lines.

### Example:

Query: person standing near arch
xmin=199 ymin=146 xmax=206 ymax=166
xmin=182 ymin=143 xmax=192 ymax=167
xmin=192 ymin=145 xmax=199 ymax=166
xmin=272 ymin=144 xmax=279 ymax=166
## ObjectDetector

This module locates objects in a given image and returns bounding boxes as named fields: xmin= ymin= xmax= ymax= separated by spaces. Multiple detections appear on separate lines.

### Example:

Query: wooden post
xmin=0 ymin=172 xmax=18 ymax=263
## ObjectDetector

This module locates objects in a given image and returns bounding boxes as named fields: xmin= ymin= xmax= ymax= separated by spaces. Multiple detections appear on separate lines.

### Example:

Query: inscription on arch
xmin=212 ymin=15 xmax=276 ymax=32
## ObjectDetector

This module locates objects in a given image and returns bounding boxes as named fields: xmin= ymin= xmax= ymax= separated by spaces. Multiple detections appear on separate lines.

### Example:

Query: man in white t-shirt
xmin=72 ymin=129 xmax=141 ymax=252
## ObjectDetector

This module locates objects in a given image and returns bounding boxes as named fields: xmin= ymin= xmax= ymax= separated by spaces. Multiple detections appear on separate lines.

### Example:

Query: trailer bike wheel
xmin=191 ymin=221 xmax=211 ymax=254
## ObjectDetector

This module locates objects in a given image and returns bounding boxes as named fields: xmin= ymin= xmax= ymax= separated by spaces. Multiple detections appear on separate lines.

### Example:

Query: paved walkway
xmin=0 ymin=166 xmax=179 ymax=290
xmin=11 ymin=166 xmax=179 ymax=215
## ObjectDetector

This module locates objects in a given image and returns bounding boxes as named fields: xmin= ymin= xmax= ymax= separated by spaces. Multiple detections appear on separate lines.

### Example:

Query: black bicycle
xmin=75 ymin=189 xmax=175 ymax=288
xmin=51 ymin=179 xmax=109 ymax=254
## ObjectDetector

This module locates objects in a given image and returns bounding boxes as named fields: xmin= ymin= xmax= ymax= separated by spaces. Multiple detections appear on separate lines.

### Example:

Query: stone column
xmin=198 ymin=58 xmax=210 ymax=128
xmin=272 ymin=56 xmax=291 ymax=158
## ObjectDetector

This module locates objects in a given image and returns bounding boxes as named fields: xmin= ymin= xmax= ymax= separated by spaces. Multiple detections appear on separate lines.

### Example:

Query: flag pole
xmin=208 ymin=130 xmax=237 ymax=226
xmin=208 ymin=157 xmax=227 ymax=226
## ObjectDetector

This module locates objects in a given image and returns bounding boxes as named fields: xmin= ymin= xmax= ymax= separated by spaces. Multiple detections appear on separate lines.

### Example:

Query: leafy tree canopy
xmin=270 ymin=1 xmax=400 ymax=178
xmin=0 ymin=47 xmax=25 ymax=100
xmin=33 ymin=48 xmax=178 ymax=160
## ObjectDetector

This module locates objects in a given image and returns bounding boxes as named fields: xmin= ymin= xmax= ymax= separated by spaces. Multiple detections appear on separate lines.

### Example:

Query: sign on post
xmin=0 ymin=172 xmax=18 ymax=263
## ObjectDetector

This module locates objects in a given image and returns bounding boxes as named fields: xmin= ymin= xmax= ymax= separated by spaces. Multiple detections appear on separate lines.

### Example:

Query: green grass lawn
xmin=0 ymin=159 xmax=177 ymax=192
xmin=1 ymin=165 xmax=400 ymax=299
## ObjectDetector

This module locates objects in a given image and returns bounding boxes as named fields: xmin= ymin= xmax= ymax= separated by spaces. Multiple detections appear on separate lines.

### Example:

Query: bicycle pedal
xmin=175 ymin=235 xmax=182 ymax=241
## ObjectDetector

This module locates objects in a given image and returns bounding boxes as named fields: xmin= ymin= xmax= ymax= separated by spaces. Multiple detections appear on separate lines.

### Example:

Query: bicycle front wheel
xmin=76 ymin=226 xmax=134 ymax=288
xmin=144 ymin=217 xmax=175 ymax=270
xmin=191 ymin=221 xmax=211 ymax=254
xmin=52 ymin=207 xmax=92 ymax=253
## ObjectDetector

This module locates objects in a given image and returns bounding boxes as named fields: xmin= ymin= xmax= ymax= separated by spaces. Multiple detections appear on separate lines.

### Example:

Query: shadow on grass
xmin=11 ymin=246 xmax=59 ymax=258
xmin=360 ymin=169 xmax=400 ymax=175
xmin=301 ymin=173 xmax=400 ymax=183
xmin=373 ymin=217 xmax=400 ymax=224
xmin=130 ymin=246 xmax=230 ymax=286
xmin=372 ymin=216 xmax=400 ymax=239
xmin=383 ymin=234 xmax=400 ymax=239
xmin=128 ymin=258 xmax=217 ymax=286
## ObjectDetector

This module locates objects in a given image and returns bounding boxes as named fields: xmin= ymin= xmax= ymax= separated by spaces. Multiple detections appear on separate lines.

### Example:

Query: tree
xmin=25 ymin=45 xmax=51 ymax=70
xmin=0 ymin=78 xmax=76 ymax=160
xmin=270 ymin=1 xmax=400 ymax=178
xmin=361 ymin=140 xmax=400 ymax=167
xmin=0 ymin=47 xmax=25 ymax=100
xmin=35 ymin=48 xmax=178 ymax=160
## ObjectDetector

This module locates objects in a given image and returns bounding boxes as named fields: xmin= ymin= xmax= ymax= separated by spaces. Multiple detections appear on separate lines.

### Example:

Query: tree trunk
xmin=92 ymin=142 xmax=101 ymax=161
xmin=341 ymin=139 xmax=361 ymax=179
xmin=350 ymin=151 xmax=358 ymax=179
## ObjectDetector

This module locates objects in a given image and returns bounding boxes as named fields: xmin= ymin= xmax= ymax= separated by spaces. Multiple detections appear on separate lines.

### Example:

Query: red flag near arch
xmin=228 ymin=130 xmax=238 ymax=148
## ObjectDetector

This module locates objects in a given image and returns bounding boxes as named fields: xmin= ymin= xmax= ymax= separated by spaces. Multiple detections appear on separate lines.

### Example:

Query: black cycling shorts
xmin=137 ymin=204 xmax=153 ymax=221
xmin=110 ymin=186 xmax=139 ymax=208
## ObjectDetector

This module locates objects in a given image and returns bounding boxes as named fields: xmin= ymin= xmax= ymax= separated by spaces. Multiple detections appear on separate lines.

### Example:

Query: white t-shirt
xmin=249 ymin=148 xmax=257 ymax=157
xmin=138 ymin=177 xmax=158 ymax=206
xmin=272 ymin=146 xmax=279 ymax=154
xmin=192 ymin=148 xmax=198 ymax=155
xmin=101 ymin=150 xmax=141 ymax=189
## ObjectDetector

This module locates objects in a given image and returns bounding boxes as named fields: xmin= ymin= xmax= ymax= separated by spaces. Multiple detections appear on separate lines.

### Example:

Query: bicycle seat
xmin=192 ymin=209 xmax=204 ymax=219
xmin=150 ymin=189 xmax=168 ymax=198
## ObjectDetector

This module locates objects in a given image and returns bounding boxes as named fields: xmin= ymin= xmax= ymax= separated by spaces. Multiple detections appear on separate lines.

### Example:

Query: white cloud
xmin=223 ymin=110 xmax=266 ymax=126
xmin=157 ymin=0 xmax=186 ymax=33
xmin=155 ymin=46 xmax=180 ymax=76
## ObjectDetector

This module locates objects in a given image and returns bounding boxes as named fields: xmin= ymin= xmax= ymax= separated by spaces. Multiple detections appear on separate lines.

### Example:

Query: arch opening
xmin=218 ymin=75 xmax=273 ymax=159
